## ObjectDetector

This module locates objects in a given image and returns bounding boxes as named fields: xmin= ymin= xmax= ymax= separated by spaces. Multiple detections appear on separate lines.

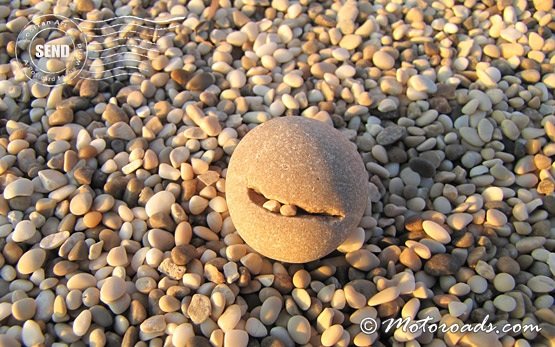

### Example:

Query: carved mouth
xmin=246 ymin=186 xmax=345 ymax=220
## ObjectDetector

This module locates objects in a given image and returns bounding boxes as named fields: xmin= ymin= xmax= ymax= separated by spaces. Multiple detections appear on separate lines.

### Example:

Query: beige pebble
xmin=346 ymin=249 xmax=379 ymax=271
xmin=68 ymin=273 xmax=97 ymax=290
xmin=287 ymin=315 xmax=311 ymax=344
xmin=107 ymin=245 xmax=128 ymax=267
xmin=224 ymin=330 xmax=249 ymax=347
xmin=145 ymin=191 xmax=175 ymax=217
xmin=372 ymin=51 xmax=395 ymax=70
xmin=367 ymin=287 xmax=400 ymax=306
xmin=22 ymin=320 xmax=45 ymax=346
xmin=263 ymin=199 xmax=281 ymax=212
xmin=279 ymin=204 xmax=297 ymax=216
xmin=217 ymin=304 xmax=241 ymax=332
xmin=17 ymin=248 xmax=46 ymax=275
xmin=189 ymin=195 xmax=209 ymax=215
xmin=422 ymin=220 xmax=451 ymax=244
xmin=12 ymin=297 xmax=36 ymax=320
xmin=12 ymin=220 xmax=37 ymax=243
xmin=187 ymin=294 xmax=211 ymax=324
xmin=100 ymin=276 xmax=126 ymax=303
xmin=70 ymin=192 xmax=93 ymax=216
xmin=4 ymin=178 xmax=34 ymax=199
xmin=260 ymin=296 xmax=282 ymax=325
xmin=140 ymin=315 xmax=166 ymax=334
xmin=73 ymin=309 xmax=92 ymax=336
xmin=321 ymin=324 xmax=344 ymax=346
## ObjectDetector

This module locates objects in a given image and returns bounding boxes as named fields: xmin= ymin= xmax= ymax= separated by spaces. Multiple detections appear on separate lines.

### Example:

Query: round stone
xmin=70 ymin=192 xmax=93 ymax=216
xmin=372 ymin=51 xmax=395 ymax=70
xmin=287 ymin=315 xmax=311 ymax=344
xmin=68 ymin=273 xmax=97 ymax=290
xmin=73 ymin=309 xmax=92 ymax=336
xmin=100 ymin=277 xmax=126 ymax=303
xmin=145 ymin=191 xmax=175 ymax=217
xmin=321 ymin=324 xmax=344 ymax=346
xmin=227 ymin=70 xmax=247 ymax=89
xmin=12 ymin=220 xmax=37 ymax=242
xmin=4 ymin=178 xmax=33 ymax=199
xmin=12 ymin=298 xmax=36 ymax=320
xmin=422 ymin=221 xmax=451 ymax=244
xmin=187 ymin=294 xmax=211 ymax=324
xmin=493 ymin=273 xmax=515 ymax=292
xmin=224 ymin=330 xmax=248 ymax=347
xmin=22 ymin=321 xmax=44 ymax=346
xmin=17 ymin=248 xmax=46 ymax=275
xmin=226 ymin=117 xmax=369 ymax=263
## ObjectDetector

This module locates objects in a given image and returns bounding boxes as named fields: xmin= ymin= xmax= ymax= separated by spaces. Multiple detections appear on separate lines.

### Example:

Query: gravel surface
xmin=0 ymin=0 xmax=554 ymax=346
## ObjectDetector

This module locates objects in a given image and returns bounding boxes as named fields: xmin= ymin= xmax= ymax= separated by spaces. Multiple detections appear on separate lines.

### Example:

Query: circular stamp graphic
xmin=15 ymin=14 xmax=88 ymax=86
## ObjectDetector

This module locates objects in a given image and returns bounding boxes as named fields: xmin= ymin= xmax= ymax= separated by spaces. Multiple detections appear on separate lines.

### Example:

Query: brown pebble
xmin=78 ymin=145 xmax=97 ymax=159
xmin=186 ymin=72 xmax=216 ymax=91
xmin=171 ymin=245 xmax=197 ymax=266
xmin=171 ymin=69 xmax=193 ymax=88
xmin=49 ymin=108 xmax=74 ymax=126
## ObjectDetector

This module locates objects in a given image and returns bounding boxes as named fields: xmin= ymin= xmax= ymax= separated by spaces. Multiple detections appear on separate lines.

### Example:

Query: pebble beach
xmin=0 ymin=0 xmax=554 ymax=346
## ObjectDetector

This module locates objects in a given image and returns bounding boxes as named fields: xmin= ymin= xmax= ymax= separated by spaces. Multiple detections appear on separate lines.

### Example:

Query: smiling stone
xmin=226 ymin=116 xmax=369 ymax=263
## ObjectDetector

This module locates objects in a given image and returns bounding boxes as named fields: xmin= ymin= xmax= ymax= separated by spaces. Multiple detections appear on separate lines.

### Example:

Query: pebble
xmin=376 ymin=125 xmax=406 ymax=145
xmin=145 ymin=191 xmax=175 ymax=217
xmin=22 ymin=320 xmax=45 ymax=346
xmin=140 ymin=315 xmax=166 ymax=334
xmin=424 ymin=254 xmax=459 ymax=276
xmin=187 ymin=294 xmax=211 ymax=324
xmin=373 ymin=51 xmax=395 ymax=70
xmin=527 ymin=276 xmax=555 ymax=293
xmin=70 ymin=192 xmax=93 ymax=216
xmin=227 ymin=70 xmax=247 ymax=89
xmin=422 ymin=221 xmax=451 ymax=244
xmin=246 ymin=317 xmax=267 ymax=338
xmin=38 ymin=169 xmax=68 ymax=190
xmin=226 ymin=117 xmax=368 ymax=263
xmin=218 ymin=304 xmax=242 ymax=332
xmin=17 ymin=248 xmax=46 ymax=274
xmin=283 ymin=72 xmax=304 ymax=88
xmin=100 ymin=277 xmax=126 ymax=303
xmin=287 ymin=315 xmax=311 ymax=344
xmin=408 ymin=75 xmax=437 ymax=93
xmin=73 ymin=309 xmax=92 ymax=336
xmin=260 ymin=297 xmax=282 ymax=325
xmin=368 ymin=287 xmax=400 ymax=306
xmin=12 ymin=220 xmax=37 ymax=243
xmin=224 ymin=330 xmax=249 ymax=347
xmin=409 ymin=158 xmax=436 ymax=178
xmin=321 ymin=325 xmax=344 ymax=346
xmin=186 ymin=72 xmax=215 ymax=91
xmin=4 ymin=178 xmax=33 ymax=199
xmin=493 ymin=273 xmax=515 ymax=292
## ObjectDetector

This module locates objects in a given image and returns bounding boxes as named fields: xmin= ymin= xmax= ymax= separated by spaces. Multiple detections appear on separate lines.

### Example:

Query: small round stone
xmin=12 ymin=220 xmax=37 ymax=242
xmin=287 ymin=315 xmax=311 ymax=344
xmin=372 ymin=51 xmax=395 ymax=70
xmin=145 ymin=191 xmax=175 ymax=217
xmin=493 ymin=273 xmax=515 ymax=292
xmin=17 ymin=248 xmax=46 ymax=275
xmin=100 ymin=277 xmax=126 ymax=303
